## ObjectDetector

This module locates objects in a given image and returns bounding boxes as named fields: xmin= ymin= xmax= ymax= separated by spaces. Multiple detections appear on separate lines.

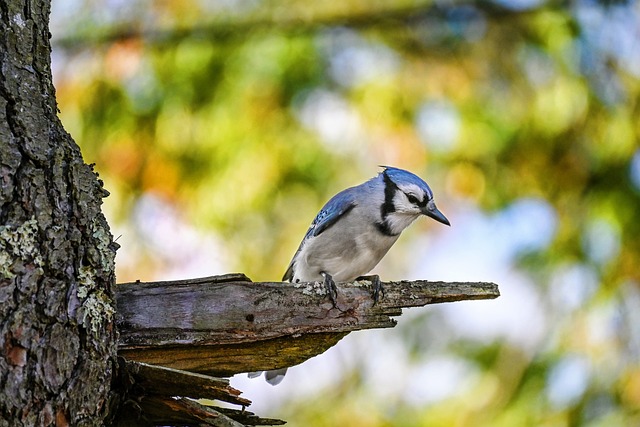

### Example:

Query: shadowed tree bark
xmin=0 ymin=0 xmax=119 ymax=425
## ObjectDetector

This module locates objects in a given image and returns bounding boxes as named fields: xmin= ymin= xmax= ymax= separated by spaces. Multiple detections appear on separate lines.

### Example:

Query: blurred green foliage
xmin=52 ymin=0 xmax=639 ymax=425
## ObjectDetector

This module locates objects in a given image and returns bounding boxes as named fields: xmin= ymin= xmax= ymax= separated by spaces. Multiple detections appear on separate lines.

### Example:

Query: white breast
xmin=291 ymin=206 xmax=401 ymax=283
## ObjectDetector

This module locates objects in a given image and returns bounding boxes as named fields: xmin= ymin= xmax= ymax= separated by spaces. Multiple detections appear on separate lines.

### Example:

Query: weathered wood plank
xmin=215 ymin=407 xmax=287 ymax=426
xmin=116 ymin=277 xmax=499 ymax=375
xmin=123 ymin=360 xmax=251 ymax=406
xmin=119 ymin=332 xmax=348 ymax=377
xmin=117 ymin=278 xmax=498 ymax=346
xmin=134 ymin=396 xmax=285 ymax=426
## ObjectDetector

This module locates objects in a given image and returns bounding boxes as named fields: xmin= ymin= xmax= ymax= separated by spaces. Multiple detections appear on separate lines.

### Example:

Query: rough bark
xmin=0 ymin=0 xmax=118 ymax=425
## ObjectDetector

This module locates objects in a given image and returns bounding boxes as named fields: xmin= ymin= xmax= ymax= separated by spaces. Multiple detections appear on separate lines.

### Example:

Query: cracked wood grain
xmin=116 ymin=275 xmax=499 ymax=376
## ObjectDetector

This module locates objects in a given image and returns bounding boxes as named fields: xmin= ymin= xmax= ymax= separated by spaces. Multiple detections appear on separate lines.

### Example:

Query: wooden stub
xmin=116 ymin=277 xmax=499 ymax=375
xmin=123 ymin=359 xmax=251 ymax=406
xmin=134 ymin=395 xmax=285 ymax=426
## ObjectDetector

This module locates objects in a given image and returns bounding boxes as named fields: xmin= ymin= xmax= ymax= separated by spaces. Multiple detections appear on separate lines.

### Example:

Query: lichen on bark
xmin=0 ymin=218 xmax=44 ymax=279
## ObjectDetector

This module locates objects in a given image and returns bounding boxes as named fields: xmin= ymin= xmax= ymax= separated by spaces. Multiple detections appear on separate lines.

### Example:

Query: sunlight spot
xmin=549 ymin=263 xmax=598 ymax=312
xmin=582 ymin=218 xmax=620 ymax=265
xmin=295 ymin=89 xmax=363 ymax=150
xmin=546 ymin=355 xmax=591 ymax=409
xmin=629 ymin=149 xmax=640 ymax=192
xmin=492 ymin=0 xmax=543 ymax=11
xmin=416 ymin=100 xmax=461 ymax=152
xmin=495 ymin=197 xmax=558 ymax=256
xmin=319 ymin=28 xmax=399 ymax=88
xmin=404 ymin=356 xmax=479 ymax=405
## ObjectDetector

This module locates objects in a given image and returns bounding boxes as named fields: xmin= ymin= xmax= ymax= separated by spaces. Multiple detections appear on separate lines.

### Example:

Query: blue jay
xmin=255 ymin=166 xmax=449 ymax=385
xmin=284 ymin=166 xmax=449 ymax=300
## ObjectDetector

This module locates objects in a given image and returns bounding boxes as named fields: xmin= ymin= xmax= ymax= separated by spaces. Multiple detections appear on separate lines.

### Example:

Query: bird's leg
xmin=321 ymin=271 xmax=338 ymax=307
xmin=356 ymin=274 xmax=384 ymax=305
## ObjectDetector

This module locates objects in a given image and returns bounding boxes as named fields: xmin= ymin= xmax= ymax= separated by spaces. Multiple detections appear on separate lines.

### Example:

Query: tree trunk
xmin=0 ymin=1 xmax=118 ymax=425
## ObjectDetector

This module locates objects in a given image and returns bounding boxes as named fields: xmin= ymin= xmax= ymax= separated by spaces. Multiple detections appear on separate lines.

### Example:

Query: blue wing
xmin=282 ymin=190 xmax=356 ymax=281
xmin=306 ymin=191 xmax=357 ymax=238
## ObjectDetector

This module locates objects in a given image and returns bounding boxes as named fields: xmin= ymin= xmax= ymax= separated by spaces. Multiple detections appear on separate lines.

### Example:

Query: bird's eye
xmin=406 ymin=194 xmax=419 ymax=204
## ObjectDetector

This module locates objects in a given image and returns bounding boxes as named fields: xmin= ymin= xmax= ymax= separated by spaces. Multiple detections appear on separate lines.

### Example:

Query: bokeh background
xmin=51 ymin=1 xmax=640 ymax=425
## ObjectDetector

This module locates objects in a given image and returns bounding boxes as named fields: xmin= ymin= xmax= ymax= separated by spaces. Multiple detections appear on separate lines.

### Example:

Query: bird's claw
xmin=321 ymin=272 xmax=338 ymax=307
xmin=372 ymin=275 xmax=384 ymax=305
xmin=357 ymin=275 xmax=384 ymax=305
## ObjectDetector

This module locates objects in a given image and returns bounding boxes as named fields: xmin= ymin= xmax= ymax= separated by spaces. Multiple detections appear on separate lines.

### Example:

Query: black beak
xmin=423 ymin=204 xmax=450 ymax=226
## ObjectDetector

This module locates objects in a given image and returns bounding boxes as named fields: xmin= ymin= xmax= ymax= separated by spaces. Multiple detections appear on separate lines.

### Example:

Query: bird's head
xmin=382 ymin=166 xmax=450 ymax=226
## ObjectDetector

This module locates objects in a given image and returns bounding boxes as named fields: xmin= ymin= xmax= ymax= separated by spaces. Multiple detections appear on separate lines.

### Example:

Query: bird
xmin=254 ymin=166 xmax=450 ymax=385
xmin=284 ymin=166 xmax=449 ymax=294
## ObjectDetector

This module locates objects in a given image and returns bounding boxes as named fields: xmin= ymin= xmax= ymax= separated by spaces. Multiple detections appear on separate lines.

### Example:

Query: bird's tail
xmin=247 ymin=368 xmax=288 ymax=386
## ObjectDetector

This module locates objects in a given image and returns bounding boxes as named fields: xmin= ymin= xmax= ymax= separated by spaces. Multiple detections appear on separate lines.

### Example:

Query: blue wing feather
xmin=308 ymin=191 xmax=356 ymax=237
xmin=282 ymin=190 xmax=356 ymax=281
